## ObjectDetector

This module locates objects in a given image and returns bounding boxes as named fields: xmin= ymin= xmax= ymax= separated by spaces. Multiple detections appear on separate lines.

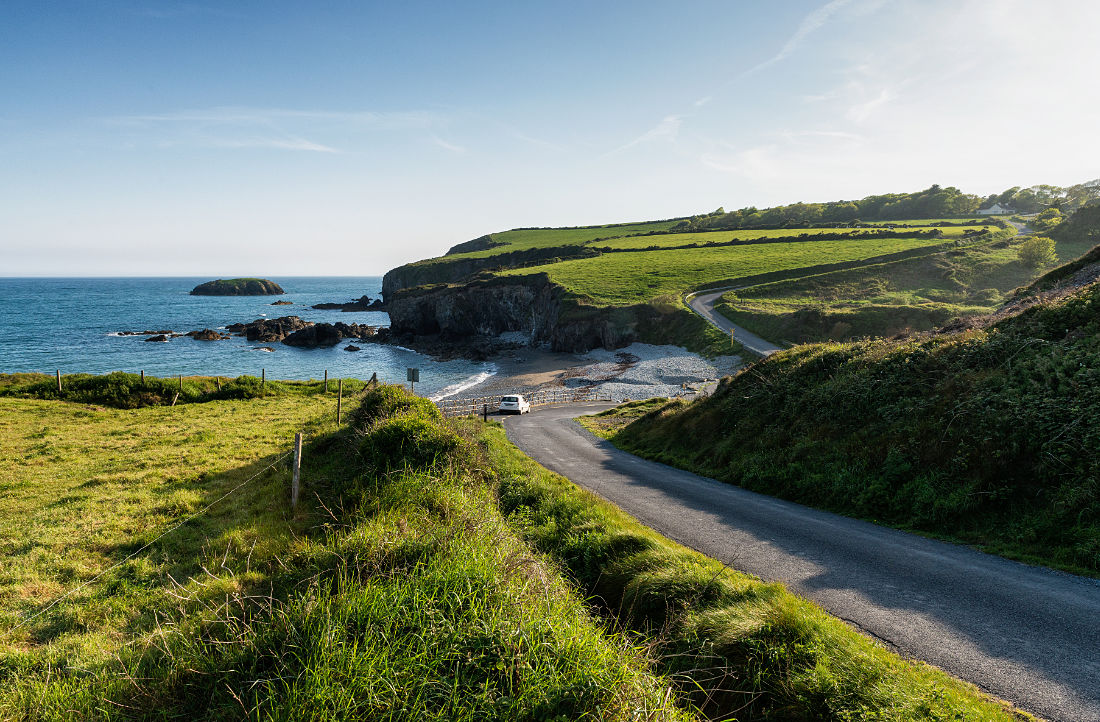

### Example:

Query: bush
xmin=1018 ymin=235 xmax=1058 ymax=268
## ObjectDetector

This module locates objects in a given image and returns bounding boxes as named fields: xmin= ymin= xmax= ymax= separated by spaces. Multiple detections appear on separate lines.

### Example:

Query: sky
xmin=2 ymin=0 xmax=1098 ymax=276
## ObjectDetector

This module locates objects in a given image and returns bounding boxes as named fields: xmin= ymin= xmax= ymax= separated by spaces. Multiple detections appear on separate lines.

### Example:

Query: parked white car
xmin=498 ymin=394 xmax=531 ymax=414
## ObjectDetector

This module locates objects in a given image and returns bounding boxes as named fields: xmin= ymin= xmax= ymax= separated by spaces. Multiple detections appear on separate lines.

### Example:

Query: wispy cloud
xmin=101 ymin=106 xmax=442 ymax=153
xmin=608 ymin=114 xmax=683 ymax=155
xmin=430 ymin=135 xmax=467 ymax=154
xmin=739 ymin=0 xmax=856 ymax=79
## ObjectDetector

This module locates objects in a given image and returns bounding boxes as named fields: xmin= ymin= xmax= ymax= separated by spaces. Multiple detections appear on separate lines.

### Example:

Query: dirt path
xmin=504 ymin=403 xmax=1100 ymax=722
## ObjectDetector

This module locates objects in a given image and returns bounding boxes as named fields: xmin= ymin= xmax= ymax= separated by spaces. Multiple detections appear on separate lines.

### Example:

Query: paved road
xmin=504 ymin=404 xmax=1100 ymax=722
xmin=685 ymin=288 xmax=781 ymax=356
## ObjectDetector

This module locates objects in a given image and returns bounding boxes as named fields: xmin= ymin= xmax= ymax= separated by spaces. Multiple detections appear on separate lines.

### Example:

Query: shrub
xmin=1018 ymin=235 xmax=1058 ymax=268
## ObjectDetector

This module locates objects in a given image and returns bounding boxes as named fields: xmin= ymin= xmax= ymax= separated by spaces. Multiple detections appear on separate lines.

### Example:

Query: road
xmin=504 ymin=404 xmax=1100 ymax=722
xmin=685 ymin=288 xmax=782 ymax=356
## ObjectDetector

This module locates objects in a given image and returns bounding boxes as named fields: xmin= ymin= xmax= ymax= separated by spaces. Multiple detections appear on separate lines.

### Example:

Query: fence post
xmin=483 ymin=403 xmax=488 ymax=422
xmin=140 ymin=369 xmax=145 ymax=384
xmin=291 ymin=433 xmax=302 ymax=512
xmin=324 ymin=370 xmax=328 ymax=393
xmin=261 ymin=368 xmax=265 ymax=393
xmin=56 ymin=370 xmax=62 ymax=393
xmin=216 ymin=376 xmax=222 ymax=391
xmin=171 ymin=392 xmax=179 ymax=407
xmin=337 ymin=379 xmax=343 ymax=424
xmin=179 ymin=375 xmax=183 ymax=392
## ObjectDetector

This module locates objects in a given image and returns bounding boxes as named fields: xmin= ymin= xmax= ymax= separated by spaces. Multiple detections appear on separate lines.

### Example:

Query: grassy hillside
xmin=0 ymin=382 xmax=1031 ymax=719
xmin=385 ymin=202 xmax=1020 ymax=354
xmin=502 ymin=234 xmax=967 ymax=305
xmin=0 ymin=385 xmax=690 ymax=720
xmin=604 ymin=247 xmax=1100 ymax=575
xmin=715 ymin=220 xmax=1097 ymax=344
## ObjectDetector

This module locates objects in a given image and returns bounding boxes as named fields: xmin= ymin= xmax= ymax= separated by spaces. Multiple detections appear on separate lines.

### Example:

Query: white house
xmin=976 ymin=203 xmax=1015 ymax=215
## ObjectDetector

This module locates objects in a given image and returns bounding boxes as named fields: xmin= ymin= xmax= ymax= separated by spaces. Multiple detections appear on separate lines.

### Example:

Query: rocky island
xmin=190 ymin=278 xmax=285 ymax=296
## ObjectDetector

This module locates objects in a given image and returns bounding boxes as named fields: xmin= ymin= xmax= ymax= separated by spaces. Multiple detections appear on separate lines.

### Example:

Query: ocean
xmin=0 ymin=277 xmax=495 ymax=400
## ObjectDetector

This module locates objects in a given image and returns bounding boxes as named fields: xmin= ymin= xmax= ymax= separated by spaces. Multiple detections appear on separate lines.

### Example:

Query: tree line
xmin=675 ymin=181 xmax=1100 ymax=232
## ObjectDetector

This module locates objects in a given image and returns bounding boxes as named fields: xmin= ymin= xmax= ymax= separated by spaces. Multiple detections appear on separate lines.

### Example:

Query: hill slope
xmin=608 ymin=229 xmax=1100 ymax=574
xmin=381 ymin=195 xmax=1015 ymax=353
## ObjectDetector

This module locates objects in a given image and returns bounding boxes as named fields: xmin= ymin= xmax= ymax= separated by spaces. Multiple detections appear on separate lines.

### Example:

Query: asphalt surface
xmin=504 ymin=403 xmax=1100 ymax=722
xmin=685 ymin=288 xmax=781 ymax=356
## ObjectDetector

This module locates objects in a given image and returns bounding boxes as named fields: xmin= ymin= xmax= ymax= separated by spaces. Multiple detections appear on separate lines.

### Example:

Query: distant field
xmin=443 ymin=220 xmax=681 ymax=259
xmin=503 ymin=235 xmax=954 ymax=304
xmin=593 ymin=224 xmax=996 ymax=250
xmin=718 ymin=229 xmax=1091 ymax=343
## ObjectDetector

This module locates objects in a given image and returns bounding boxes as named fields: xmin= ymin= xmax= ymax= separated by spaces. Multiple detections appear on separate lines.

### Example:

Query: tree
xmin=1032 ymin=208 xmax=1063 ymax=232
xmin=1018 ymin=235 xmax=1058 ymax=268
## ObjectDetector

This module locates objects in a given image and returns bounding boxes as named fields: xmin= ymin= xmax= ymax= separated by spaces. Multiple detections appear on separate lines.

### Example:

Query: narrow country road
xmin=503 ymin=404 xmax=1100 ymax=722
xmin=685 ymin=288 xmax=782 ymax=356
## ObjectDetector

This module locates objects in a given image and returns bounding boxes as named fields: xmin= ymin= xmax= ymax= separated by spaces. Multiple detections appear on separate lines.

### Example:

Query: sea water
xmin=0 ymin=277 xmax=494 ymax=399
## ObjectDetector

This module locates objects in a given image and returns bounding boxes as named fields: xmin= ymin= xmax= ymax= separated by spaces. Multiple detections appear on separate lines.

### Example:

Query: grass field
xmin=0 ymin=391 xmax=340 ymax=666
xmin=0 ymin=383 xmax=1035 ymax=719
xmin=0 ymin=386 xmax=691 ymax=720
xmin=717 ymin=227 xmax=1093 ymax=343
xmin=592 ymin=224 xmax=995 ymax=250
xmin=503 ymin=235 xmax=958 ymax=304
xmin=443 ymin=220 xmax=682 ymax=259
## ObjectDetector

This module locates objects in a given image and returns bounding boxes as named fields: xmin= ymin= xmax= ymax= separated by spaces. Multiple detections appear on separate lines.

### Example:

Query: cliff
xmin=386 ymin=273 xmax=715 ymax=353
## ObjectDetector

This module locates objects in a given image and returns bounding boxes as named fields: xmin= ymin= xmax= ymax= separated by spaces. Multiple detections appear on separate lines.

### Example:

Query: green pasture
xmin=444 ymin=219 xmax=681 ymax=259
xmin=0 ymin=392 xmax=340 ymax=665
xmin=592 ymin=224 xmax=995 ymax=250
xmin=503 ymin=235 xmax=954 ymax=304
xmin=718 ymin=227 xmax=1092 ymax=343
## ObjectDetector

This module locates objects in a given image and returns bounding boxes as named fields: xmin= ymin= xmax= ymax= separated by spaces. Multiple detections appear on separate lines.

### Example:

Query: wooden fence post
xmin=140 ymin=369 xmax=145 ymax=384
xmin=291 ymin=433 xmax=302 ymax=512
xmin=171 ymin=392 xmax=179 ymax=407
xmin=179 ymin=375 xmax=183 ymax=392
xmin=56 ymin=370 xmax=62 ymax=393
xmin=337 ymin=379 xmax=343 ymax=424
xmin=483 ymin=403 xmax=488 ymax=422
xmin=261 ymin=368 xmax=265 ymax=393
xmin=324 ymin=370 xmax=328 ymax=393
xmin=216 ymin=376 xmax=222 ymax=391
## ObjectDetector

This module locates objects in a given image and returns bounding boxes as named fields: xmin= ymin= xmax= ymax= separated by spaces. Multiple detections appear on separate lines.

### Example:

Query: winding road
xmin=686 ymin=287 xmax=781 ymax=356
xmin=504 ymin=404 xmax=1100 ymax=722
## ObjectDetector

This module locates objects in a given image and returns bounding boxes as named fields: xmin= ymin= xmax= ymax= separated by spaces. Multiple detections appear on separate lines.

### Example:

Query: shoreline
xmin=432 ymin=342 xmax=743 ymax=404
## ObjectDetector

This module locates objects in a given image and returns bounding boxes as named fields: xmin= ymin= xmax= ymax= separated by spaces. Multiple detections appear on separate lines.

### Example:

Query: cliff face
xmin=387 ymin=274 xmax=561 ymax=341
xmin=386 ymin=274 xmax=701 ymax=353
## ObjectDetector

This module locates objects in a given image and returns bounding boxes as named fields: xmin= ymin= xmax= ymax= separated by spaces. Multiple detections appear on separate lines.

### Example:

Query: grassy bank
xmin=0 ymin=384 xmax=692 ymax=720
xmin=2 ymin=381 xmax=1033 ymax=719
xmin=603 ymin=262 xmax=1100 ymax=575
xmin=474 ymin=419 xmax=1029 ymax=720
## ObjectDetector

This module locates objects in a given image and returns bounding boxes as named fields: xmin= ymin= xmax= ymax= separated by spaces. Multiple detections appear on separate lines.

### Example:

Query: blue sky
xmin=2 ymin=0 xmax=1098 ymax=276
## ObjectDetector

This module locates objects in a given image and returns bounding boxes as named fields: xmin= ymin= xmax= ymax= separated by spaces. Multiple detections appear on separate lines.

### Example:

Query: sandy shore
xmin=440 ymin=342 xmax=743 ymax=402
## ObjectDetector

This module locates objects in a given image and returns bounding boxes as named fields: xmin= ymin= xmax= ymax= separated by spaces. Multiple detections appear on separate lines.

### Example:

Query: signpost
xmin=407 ymin=367 xmax=419 ymax=393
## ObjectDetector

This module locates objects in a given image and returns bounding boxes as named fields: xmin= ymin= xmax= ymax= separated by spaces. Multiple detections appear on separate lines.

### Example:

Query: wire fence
xmin=435 ymin=386 xmax=613 ymax=418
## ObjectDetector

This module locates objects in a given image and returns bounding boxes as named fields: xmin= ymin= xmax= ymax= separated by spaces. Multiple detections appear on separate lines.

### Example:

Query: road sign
xmin=407 ymin=368 xmax=420 ymax=383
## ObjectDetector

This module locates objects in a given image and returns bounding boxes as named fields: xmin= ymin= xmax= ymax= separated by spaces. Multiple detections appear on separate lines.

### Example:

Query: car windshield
xmin=502 ymin=396 xmax=519 ymax=402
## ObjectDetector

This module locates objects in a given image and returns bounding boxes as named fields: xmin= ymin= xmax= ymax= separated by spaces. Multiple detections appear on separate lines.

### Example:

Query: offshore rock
xmin=226 ymin=316 xmax=312 ymax=343
xmin=190 ymin=278 xmax=284 ymax=296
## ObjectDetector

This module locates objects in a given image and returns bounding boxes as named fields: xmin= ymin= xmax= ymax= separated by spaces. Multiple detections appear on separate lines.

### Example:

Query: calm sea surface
xmin=0 ymin=277 xmax=494 ymax=399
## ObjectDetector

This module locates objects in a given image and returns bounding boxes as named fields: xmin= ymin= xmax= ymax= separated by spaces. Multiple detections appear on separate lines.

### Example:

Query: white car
xmin=498 ymin=394 xmax=531 ymax=414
